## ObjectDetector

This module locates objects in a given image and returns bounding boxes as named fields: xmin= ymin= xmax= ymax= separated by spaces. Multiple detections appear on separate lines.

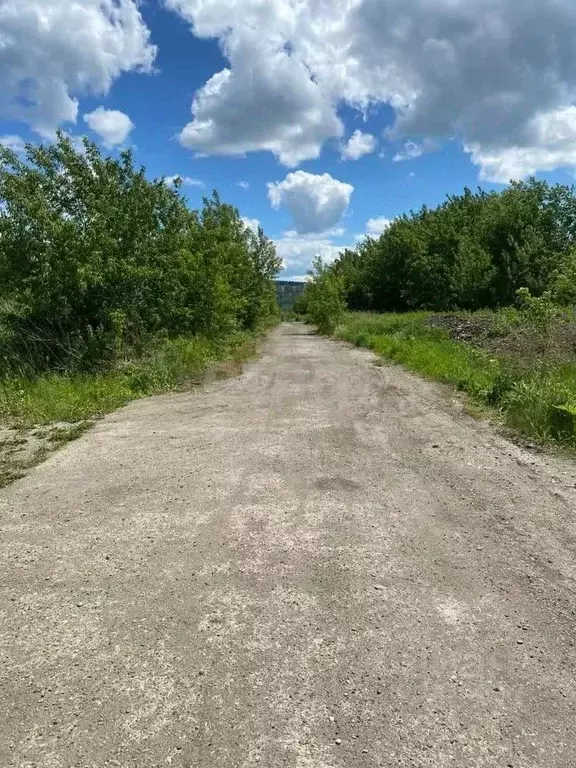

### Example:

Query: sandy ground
xmin=2 ymin=323 xmax=576 ymax=768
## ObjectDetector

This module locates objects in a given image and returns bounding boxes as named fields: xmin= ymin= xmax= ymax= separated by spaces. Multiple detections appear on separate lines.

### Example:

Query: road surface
xmin=2 ymin=323 xmax=576 ymax=767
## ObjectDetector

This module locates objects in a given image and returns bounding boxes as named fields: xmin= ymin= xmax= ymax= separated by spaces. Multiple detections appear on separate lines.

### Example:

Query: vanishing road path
xmin=2 ymin=323 xmax=576 ymax=767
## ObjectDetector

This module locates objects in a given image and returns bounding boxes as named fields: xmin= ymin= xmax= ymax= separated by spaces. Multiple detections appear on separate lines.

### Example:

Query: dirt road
xmin=2 ymin=323 xmax=576 ymax=767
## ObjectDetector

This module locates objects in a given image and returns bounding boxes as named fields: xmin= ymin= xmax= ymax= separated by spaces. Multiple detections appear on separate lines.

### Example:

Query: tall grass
xmin=338 ymin=312 xmax=576 ymax=448
xmin=0 ymin=331 xmax=257 ymax=427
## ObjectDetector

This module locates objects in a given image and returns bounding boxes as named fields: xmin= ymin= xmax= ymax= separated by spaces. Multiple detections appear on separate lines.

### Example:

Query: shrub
xmin=515 ymin=288 xmax=563 ymax=338
xmin=314 ymin=179 xmax=576 ymax=315
xmin=0 ymin=134 xmax=281 ymax=375
xmin=301 ymin=258 xmax=346 ymax=334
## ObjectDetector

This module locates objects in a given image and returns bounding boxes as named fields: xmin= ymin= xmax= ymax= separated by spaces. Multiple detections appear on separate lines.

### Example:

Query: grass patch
xmin=45 ymin=421 xmax=94 ymax=445
xmin=0 ymin=329 xmax=265 ymax=487
xmin=0 ymin=331 xmax=259 ymax=428
xmin=337 ymin=311 xmax=576 ymax=449
xmin=0 ymin=421 xmax=95 ymax=488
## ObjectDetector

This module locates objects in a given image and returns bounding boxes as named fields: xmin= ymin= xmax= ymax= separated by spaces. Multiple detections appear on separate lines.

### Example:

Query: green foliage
xmin=0 ymin=331 xmax=256 ymax=427
xmin=515 ymin=288 xmax=563 ymax=337
xmin=317 ymin=179 xmax=576 ymax=314
xmin=550 ymin=404 xmax=576 ymax=440
xmin=0 ymin=133 xmax=280 ymax=375
xmin=550 ymin=248 xmax=576 ymax=306
xmin=293 ymin=291 xmax=309 ymax=316
xmin=488 ymin=306 xmax=523 ymax=337
xmin=339 ymin=312 xmax=576 ymax=449
xmin=303 ymin=258 xmax=346 ymax=334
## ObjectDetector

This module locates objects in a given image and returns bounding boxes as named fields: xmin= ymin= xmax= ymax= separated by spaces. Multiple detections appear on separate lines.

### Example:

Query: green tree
xmin=302 ymin=258 xmax=346 ymax=334
xmin=322 ymin=178 xmax=576 ymax=315
xmin=0 ymin=133 xmax=280 ymax=373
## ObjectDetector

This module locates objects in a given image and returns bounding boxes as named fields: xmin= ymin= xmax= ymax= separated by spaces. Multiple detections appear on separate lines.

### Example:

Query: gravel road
xmin=2 ymin=323 xmax=576 ymax=767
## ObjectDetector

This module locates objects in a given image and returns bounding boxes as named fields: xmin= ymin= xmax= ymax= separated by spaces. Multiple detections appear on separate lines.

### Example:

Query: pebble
xmin=335 ymin=739 xmax=342 ymax=745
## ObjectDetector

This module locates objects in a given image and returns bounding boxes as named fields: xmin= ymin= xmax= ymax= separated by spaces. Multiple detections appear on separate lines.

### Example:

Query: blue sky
xmin=2 ymin=0 xmax=576 ymax=280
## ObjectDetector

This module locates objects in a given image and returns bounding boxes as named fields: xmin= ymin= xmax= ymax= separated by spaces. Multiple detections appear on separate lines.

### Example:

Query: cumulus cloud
xmin=355 ymin=216 xmax=392 ymax=241
xmin=165 ymin=0 xmax=576 ymax=178
xmin=176 ymin=23 xmax=342 ymax=166
xmin=83 ymin=107 xmax=134 ymax=148
xmin=168 ymin=0 xmax=342 ymax=164
xmin=267 ymin=171 xmax=354 ymax=235
xmin=241 ymin=216 xmax=260 ymax=232
xmin=164 ymin=175 xmax=205 ymax=188
xmin=0 ymin=0 xmax=156 ymax=137
xmin=341 ymin=130 xmax=377 ymax=161
xmin=0 ymin=135 xmax=26 ymax=154
xmin=275 ymin=233 xmax=344 ymax=275
xmin=237 ymin=180 xmax=250 ymax=190
xmin=466 ymin=106 xmax=576 ymax=182
xmin=366 ymin=216 xmax=392 ymax=236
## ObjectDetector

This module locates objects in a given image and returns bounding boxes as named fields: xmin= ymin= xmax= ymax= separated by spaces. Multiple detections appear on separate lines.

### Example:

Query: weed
xmin=515 ymin=288 xmax=563 ymax=338
xmin=488 ymin=306 xmax=523 ymax=337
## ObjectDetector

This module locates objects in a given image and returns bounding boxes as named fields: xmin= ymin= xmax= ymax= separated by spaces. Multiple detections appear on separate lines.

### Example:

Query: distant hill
xmin=276 ymin=280 xmax=306 ymax=311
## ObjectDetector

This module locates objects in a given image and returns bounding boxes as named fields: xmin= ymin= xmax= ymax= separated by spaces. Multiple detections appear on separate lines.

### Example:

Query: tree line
xmin=299 ymin=179 xmax=576 ymax=329
xmin=0 ymin=134 xmax=281 ymax=374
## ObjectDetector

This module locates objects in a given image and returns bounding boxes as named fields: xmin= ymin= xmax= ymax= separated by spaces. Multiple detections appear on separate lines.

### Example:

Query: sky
xmin=2 ymin=1 xmax=576 ymax=281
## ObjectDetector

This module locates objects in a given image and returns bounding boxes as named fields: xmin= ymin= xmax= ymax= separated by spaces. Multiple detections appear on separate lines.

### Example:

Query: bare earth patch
xmin=427 ymin=312 xmax=576 ymax=361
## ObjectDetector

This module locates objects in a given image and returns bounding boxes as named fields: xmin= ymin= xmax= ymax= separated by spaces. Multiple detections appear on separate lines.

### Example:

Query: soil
xmin=427 ymin=312 xmax=576 ymax=362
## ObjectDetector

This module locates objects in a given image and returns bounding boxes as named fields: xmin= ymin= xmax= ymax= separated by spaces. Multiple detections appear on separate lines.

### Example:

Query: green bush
xmin=300 ymin=258 xmax=346 ymax=334
xmin=488 ymin=306 xmax=523 ymax=337
xmin=317 ymin=179 xmax=576 ymax=314
xmin=0 ymin=134 xmax=281 ymax=375
xmin=515 ymin=288 xmax=563 ymax=338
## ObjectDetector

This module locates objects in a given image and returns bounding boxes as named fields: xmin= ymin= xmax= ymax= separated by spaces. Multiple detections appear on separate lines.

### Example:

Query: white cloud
xmin=466 ymin=106 xmax=576 ymax=182
xmin=241 ymin=216 xmax=260 ymax=232
xmin=355 ymin=215 xmax=393 ymax=241
xmin=165 ymin=0 xmax=576 ymax=178
xmin=83 ymin=107 xmax=134 ymax=148
xmin=393 ymin=140 xmax=435 ymax=162
xmin=275 ymin=234 xmax=344 ymax=275
xmin=341 ymin=130 xmax=377 ymax=161
xmin=0 ymin=0 xmax=156 ymax=137
xmin=366 ymin=216 xmax=392 ymax=236
xmin=237 ymin=180 xmax=250 ymax=190
xmin=164 ymin=175 xmax=205 ymax=188
xmin=267 ymin=171 xmax=354 ymax=235
xmin=0 ymin=135 xmax=26 ymax=154
xmin=176 ymin=25 xmax=342 ymax=166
